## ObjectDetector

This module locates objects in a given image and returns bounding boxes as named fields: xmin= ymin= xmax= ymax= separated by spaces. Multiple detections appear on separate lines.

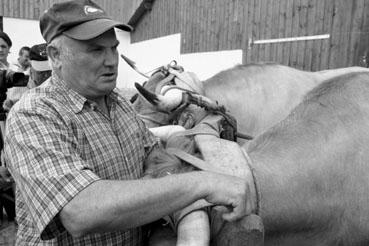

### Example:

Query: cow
xmin=131 ymin=62 xmax=369 ymax=146
xmin=129 ymin=61 xmax=369 ymax=245
xmin=245 ymin=71 xmax=369 ymax=245
xmin=139 ymin=71 xmax=369 ymax=245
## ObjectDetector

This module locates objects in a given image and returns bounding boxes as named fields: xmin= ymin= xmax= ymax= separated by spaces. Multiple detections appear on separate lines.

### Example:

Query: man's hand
xmin=0 ymin=166 xmax=12 ymax=186
xmin=201 ymin=172 xmax=251 ymax=222
xmin=3 ymin=99 xmax=15 ymax=112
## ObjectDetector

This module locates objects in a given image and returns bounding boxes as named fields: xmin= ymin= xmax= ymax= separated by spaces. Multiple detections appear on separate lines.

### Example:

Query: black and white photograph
xmin=0 ymin=0 xmax=369 ymax=245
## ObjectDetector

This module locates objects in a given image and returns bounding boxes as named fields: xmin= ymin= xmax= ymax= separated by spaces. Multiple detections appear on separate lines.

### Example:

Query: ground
xmin=0 ymin=212 xmax=16 ymax=246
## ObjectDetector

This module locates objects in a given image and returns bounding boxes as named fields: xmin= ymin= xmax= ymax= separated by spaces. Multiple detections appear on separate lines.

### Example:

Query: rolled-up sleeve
xmin=5 ymin=107 xmax=101 ymax=240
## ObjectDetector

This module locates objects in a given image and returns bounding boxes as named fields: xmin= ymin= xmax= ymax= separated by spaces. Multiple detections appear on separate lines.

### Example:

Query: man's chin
xmin=100 ymin=80 xmax=117 ymax=92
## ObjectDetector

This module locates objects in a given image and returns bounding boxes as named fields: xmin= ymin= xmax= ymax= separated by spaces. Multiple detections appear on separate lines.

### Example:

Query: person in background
xmin=0 ymin=31 xmax=12 ymax=70
xmin=0 ymin=31 xmax=12 ymax=130
xmin=27 ymin=43 xmax=51 ymax=89
xmin=5 ymin=46 xmax=31 ymax=110
xmin=9 ymin=46 xmax=31 ymax=75
xmin=3 ymin=43 xmax=51 ymax=111
xmin=0 ymin=31 xmax=15 ymax=226
xmin=4 ymin=0 xmax=249 ymax=245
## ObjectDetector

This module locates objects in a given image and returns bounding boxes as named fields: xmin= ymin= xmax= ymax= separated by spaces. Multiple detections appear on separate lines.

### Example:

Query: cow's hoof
xmin=213 ymin=214 xmax=264 ymax=246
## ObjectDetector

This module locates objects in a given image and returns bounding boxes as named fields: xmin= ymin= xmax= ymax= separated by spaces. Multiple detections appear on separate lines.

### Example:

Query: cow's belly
xmin=265 ymin=231 xmax=369 ymax=246
xmin=266 ymin=233 xmax=327 ymax=246
xmin=266 ymin=234 xmax=322 ymax=246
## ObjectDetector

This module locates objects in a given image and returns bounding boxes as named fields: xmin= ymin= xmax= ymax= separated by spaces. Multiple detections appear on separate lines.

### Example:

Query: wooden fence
xmin=132 ymin=0 xmax=369 ymax=70
xmin=0 ymin=0 xmax=141 ymax=24
xmin=1 ymin=0 xmax=368 ymax=70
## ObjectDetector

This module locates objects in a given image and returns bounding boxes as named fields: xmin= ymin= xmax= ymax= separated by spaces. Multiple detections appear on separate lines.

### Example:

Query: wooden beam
xmin=128 ymin=0 xmax=155 ymax=29
xmin=248 ymin=33 xmax=330 ymax=49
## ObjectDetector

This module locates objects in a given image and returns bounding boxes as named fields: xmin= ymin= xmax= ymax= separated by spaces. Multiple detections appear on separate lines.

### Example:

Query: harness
xmin=127 ymin=59 xmax=265 ymax=244
xmin=145 ymin=62 xmax=253 ymax=141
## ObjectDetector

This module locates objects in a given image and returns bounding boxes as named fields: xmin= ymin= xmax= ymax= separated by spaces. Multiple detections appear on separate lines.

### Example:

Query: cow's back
xmin=202 ymin=64 xmax=369 ymax=144
xmin=202 ymin=64 xmax=320 ymax=140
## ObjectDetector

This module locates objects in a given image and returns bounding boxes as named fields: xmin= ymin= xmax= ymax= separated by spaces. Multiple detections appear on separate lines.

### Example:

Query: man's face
xmin=19 ymin=50 xmax=30 ymax=67
xmin=60 ymin=29 xmax=119 ymax=100
xmin=0 ymin=38 xmax=10 ymax=63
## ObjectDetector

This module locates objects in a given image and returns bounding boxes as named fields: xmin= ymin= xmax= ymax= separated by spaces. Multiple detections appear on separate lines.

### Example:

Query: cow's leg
xmin=177 ymin=210 xmax=210 ymax=246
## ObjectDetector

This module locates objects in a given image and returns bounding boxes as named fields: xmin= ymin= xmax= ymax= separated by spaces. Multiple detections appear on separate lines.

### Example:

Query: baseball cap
xmin=30 ymin=43 xmax=50 ymax=71
xmin=40 ymin=0 xmax=133 ymax=43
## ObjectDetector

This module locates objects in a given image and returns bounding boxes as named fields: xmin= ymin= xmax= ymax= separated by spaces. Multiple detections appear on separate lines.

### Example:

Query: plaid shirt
xmin=4 ymin=75 xmax=158 ymax=245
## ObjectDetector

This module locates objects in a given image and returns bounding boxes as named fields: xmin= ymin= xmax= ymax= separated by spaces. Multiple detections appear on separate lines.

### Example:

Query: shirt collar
xmin=49 ymin=73 xmax=119 ymax=114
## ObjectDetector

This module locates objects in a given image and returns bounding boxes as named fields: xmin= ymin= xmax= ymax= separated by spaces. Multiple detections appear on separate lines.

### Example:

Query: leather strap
xmin=155 ymin=73 xmax=176 ymax=94
xmin=166 ymin=147 xmax=219 ymax=173
xmin=173 ymin=123 xmax=219 ymax=138
xmin=241 ymin=148 xmax=261 ymax=215
xmin=166 ymin=145 xmax=260 ymax=215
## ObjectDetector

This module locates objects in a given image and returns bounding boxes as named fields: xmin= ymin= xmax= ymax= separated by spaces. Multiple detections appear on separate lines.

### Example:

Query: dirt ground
xmin=0 ymin=214 xmax=16 ymax=246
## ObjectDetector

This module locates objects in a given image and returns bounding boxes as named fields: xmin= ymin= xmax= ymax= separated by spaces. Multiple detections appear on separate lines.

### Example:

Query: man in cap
xmin=3 ymin=43 xmax=51 ymax=111
xmin=27 ymin=43 xmax=51 ymax=88
xmin=4 ymin=1 xmax=250 ymax=245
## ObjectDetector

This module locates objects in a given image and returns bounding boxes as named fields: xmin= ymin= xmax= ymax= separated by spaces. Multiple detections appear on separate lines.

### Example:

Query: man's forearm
xmin=60 ymin=171 xmax=207 ymax=237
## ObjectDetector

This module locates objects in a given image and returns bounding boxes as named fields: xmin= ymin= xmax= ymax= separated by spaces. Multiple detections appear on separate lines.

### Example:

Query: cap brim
xmin=63 ymin=18 xmax=133 ymax=40
xmin=31 ymin=60 xmax=51 ymax=71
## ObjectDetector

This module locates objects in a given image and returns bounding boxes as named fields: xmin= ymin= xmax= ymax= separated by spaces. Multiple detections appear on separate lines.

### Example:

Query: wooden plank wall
xmin=0 ymin=0 xmax=142 ymax=24
xmin=0 ymin=0 xmax=368 ymax=70
xmin=132 ymin=0 xmax=369 ymax=70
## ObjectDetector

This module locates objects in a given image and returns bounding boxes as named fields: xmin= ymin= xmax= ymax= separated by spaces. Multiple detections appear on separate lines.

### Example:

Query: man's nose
xmin=104 ymin=48 xmax=118 ymax=66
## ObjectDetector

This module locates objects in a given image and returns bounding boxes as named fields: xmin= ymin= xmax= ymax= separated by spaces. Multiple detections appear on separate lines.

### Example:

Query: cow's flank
xmin=247 ymin=72 xmax=369 ymax=245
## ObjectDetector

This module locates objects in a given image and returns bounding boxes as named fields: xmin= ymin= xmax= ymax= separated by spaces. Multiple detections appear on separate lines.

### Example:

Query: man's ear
xmin=47 ymin=45 xmax=61 ymax=69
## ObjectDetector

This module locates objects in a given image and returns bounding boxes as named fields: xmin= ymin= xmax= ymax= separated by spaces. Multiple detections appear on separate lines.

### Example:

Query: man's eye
xmin=90 ymin=47 xmax=103 ymax=52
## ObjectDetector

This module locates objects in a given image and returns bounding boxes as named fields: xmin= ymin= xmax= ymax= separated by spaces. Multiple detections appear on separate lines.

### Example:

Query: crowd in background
xmin=0 ymin=30 xmax=51 ymax=227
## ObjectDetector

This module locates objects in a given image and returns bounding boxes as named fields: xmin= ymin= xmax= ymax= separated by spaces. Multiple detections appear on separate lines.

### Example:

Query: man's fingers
xmin=222 ymin=180 xmax=251 ymax=221
xmin=0 ymin=171 xmax=8 ymax=179
xmin=220 ymin=201 xmax=247 ymax=222
xmin=0 ymin=167 xmax=12 ymax=182
xmin=221 ymin=209 xmax=243 ymax=222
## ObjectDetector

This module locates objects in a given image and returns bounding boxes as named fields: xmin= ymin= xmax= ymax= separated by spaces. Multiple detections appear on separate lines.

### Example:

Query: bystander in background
xmin=0 ymin=32 xmax=12 ymax=70
xmin=27 ymin=43 xmax=51 ymax=89
xmin=5 ymin=46 xmax=31 ymax=110
xmin=9 ymin=46 xmax=30 ymax=74
xmin=0 ymin=31 xmax=15 ymax=227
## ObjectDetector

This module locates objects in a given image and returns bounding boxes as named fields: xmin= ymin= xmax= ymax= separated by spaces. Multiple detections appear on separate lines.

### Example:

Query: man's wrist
xmin=188 ymin=171 xmax=213 ymax=201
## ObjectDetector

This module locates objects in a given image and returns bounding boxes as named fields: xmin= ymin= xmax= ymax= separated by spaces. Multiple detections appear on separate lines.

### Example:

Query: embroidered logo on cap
xmin=84 ymin=5 xmax=103 ymax=15
xmin=39 ymin=49 xmax=47 ymax=57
